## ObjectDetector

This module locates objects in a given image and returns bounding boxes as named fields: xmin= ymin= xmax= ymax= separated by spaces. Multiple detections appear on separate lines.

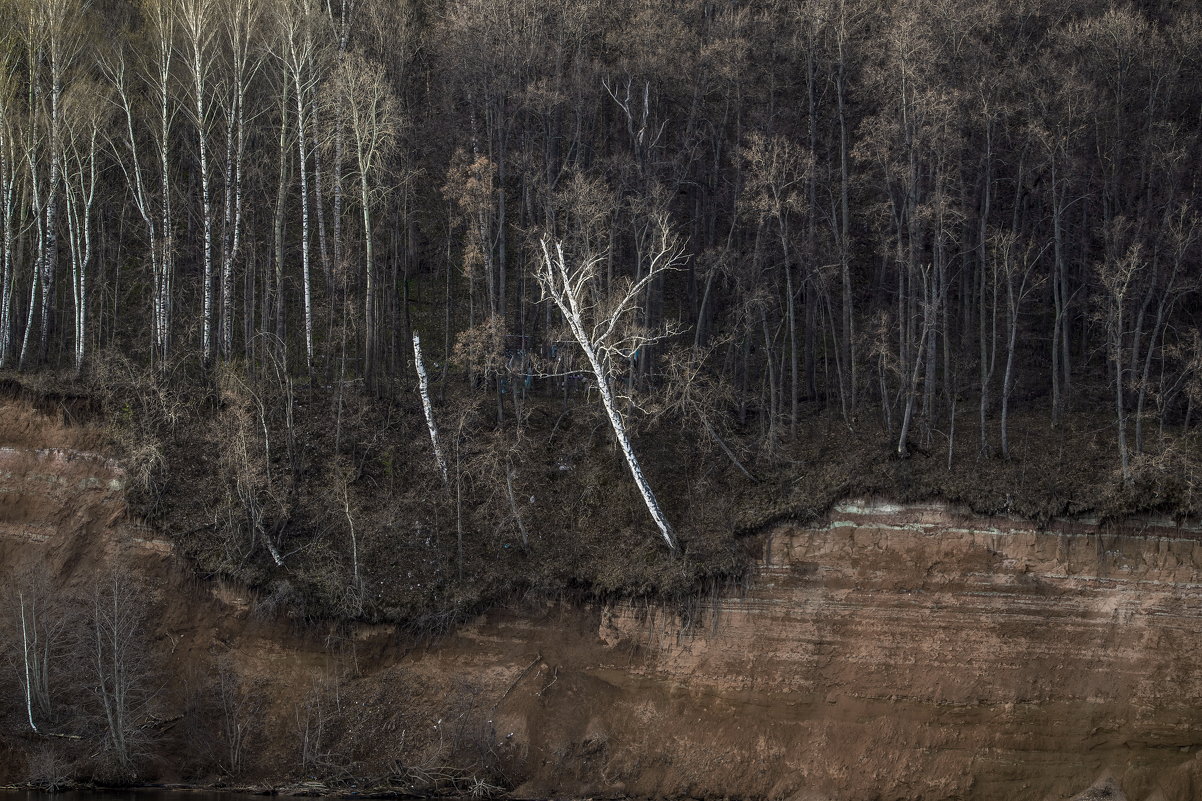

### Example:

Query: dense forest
xmin=2 ymin=0 xmax=1202 ymax=621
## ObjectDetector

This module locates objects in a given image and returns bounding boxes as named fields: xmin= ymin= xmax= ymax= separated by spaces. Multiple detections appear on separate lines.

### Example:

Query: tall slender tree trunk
xmin=781 ymin=231 xmax=798 ymax=436
xmin=413 ymin=333 xmax=448 ymax=483
xmin=157 ymin=32 xmax=174 ymax=365
xmin=37 ymin=36 xmax=63 ymax=363
xmin=538 ymin=241 xmax=677 ymax=551
xmin=977 ymin=128 xmax=993 ymax=455
xmin=189 ymin=37 xmax=215 ymax=363
xmin=361 ymin=173 xmax=375 ymax=382
xmin=0 ymin=116 xmax=15 ymax=368
xmin=273 ymin=84 xmax=290 ymax=353
xmin=293 ymin=67 xmax=314 ymax=370
xmin=836 ymin=21 xmax=855 ymax=412
xmin=19 ymin=592 xmax=38 ymax=733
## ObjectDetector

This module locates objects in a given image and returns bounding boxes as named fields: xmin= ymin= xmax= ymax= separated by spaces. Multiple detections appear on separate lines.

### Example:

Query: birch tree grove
xmin=4 ymin=10 xmax=1202 ymax=774
xmin=104 ymin=0 xmax=177 ymax=365
xmin=0 ymin=0 xmax=1197 ymax=531
xmin=17 ymin=0 xmax=84 ymax=365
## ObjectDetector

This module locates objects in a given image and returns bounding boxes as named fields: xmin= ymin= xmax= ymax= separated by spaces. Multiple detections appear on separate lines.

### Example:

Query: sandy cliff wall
xmin=2 ymin=396 xmax=1201 ymax=800
xmin=415 ymin=501 xmax=1202 ymax=801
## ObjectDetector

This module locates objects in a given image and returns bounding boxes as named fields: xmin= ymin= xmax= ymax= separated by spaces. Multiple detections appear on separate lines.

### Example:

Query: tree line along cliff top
xmin=0 ymin=0 xmax=1199 ymax=624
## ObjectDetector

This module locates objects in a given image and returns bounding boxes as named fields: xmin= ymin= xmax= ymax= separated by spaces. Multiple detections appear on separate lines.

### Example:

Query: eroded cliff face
xmin=426 ymin=502 xmax=1202 ymax=801
xmin=2 ymin=395 xmax=1201 ymax=801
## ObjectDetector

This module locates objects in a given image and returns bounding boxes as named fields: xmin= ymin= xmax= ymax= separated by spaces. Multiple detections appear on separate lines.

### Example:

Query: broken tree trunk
xmin=413 ymin=333 xmax=449 ymax=484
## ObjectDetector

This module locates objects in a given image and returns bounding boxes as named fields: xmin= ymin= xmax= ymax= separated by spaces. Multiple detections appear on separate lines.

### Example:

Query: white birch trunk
xmin=19 ymin=591 xmax=38 ymax=733
xmin=264 ymin=535 xmax=286 ymax=567
xmin=77 ymin=131 xmax=95 ymax=369
xmin=65 ymin=178 xmax=81 ymax=366
xmin=219 ymin=0 xmax=255 ymax=359
xmin=155 ymin=18 xmax=174 ymax=363
xmin=182 ymin=0 xmax=216 ymax=362
xmin=412 ymin=333 xmax=448 ymax=483
xmin=0 ymin=104 xmax=15 ymax=368
xmin=220 ymin=109 xmax=235 ymax=358
xmin=579 ymin=331 xmax=677 ymax=550
xmin=18 ymin=144 xmax=43 ymax=368
xmin=196 ymin=62 xmax=214 ymax=363
xmin=108 ymin=53 xmax=166 ymax=366
xmin=291 ymin=51 xmax=314 ymax=370
xmin=538 ymin=240 xmax=677 ymax=551
xmin=218 ymin=100 xmax=238 ymax=359
xmin=361 ymin=173 xmax=374 ymax=377
xmin=0 ymin=195 xmax=11 ymax=368
xmin=63 ymin=118 xmax=96 ymax=371
xmin=37 ymin=34 xmax=62 ymax=362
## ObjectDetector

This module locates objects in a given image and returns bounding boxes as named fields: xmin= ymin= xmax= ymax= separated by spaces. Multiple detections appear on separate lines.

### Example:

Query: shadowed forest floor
xmin=3 ymin=367 xmax=1197 ymax=631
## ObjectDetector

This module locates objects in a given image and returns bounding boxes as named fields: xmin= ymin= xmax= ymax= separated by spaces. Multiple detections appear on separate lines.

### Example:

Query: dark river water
xmin=7 ymin=793 xmax=286 ymax=801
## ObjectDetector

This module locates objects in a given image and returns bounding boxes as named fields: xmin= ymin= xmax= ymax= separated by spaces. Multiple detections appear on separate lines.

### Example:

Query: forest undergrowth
xmin=5 ymin=356 xmax=1197 ymax=633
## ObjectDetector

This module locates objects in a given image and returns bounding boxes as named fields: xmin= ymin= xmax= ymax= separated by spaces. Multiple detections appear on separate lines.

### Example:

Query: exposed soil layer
xmin=2 ymin=396 xmax=1202 ymax=801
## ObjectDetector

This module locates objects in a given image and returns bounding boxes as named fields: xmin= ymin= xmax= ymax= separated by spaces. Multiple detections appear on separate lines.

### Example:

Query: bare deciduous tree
xmin=535 ymin=214 xmax=685 ymax=550
xmin=1096 ymin=233 xmax=1143 ymax=484
xmin=321 ymin=50 xmax=400 ymax=382
xmin=88 ymin=571 xmax=156 ymax=776
xmin=177 ymin=0 xmax=220 ymax=362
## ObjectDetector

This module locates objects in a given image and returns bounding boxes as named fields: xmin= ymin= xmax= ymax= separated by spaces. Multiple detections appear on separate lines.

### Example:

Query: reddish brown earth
xmin=2 ymin=395 xmax=1202 ymax=801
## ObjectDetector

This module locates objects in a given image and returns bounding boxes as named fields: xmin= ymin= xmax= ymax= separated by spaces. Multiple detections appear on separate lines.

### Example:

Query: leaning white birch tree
xmin=412 ymin=332 xmax=448 ymax=483
xmin=535 ymin=216 xmax=685 ymax=551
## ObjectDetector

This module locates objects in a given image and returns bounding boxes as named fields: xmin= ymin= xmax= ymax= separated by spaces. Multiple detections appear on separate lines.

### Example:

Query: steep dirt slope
xmin=0 ymin=399 xmax=130 ymax=584
xmin=2 ymin=394 xmax=1201 ymax=801
xmin=408 ymin=501 xmax=1202 ymax=801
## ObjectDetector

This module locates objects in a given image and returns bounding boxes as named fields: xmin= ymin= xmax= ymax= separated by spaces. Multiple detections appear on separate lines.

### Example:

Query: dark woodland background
xmin=2 ymin=0 xmax=1202 ymax=624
